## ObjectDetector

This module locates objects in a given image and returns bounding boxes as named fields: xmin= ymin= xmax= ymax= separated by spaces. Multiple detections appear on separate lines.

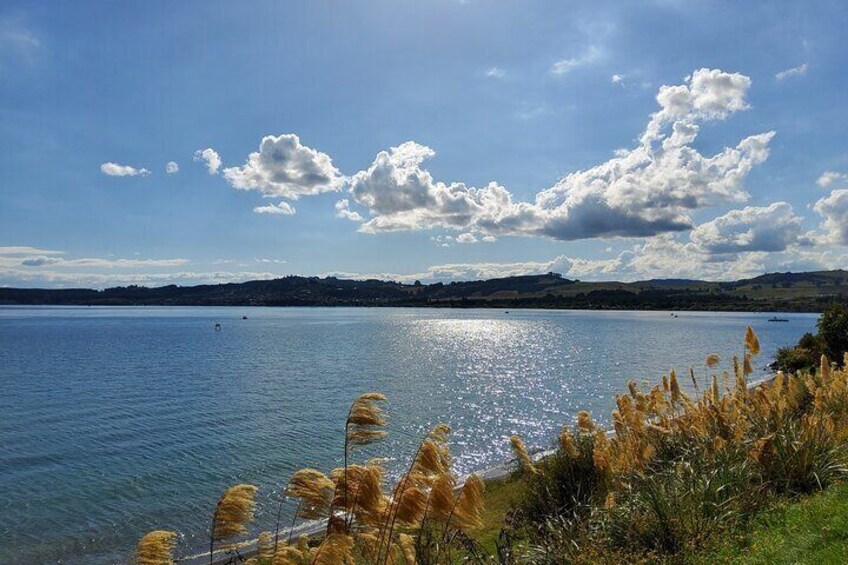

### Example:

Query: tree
xmin=818 ymin=303 xmax=848 ymax=361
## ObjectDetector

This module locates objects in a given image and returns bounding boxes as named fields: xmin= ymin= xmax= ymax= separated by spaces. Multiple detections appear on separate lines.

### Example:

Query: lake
xmin=0 ymin=306 xmax=817 ymax=564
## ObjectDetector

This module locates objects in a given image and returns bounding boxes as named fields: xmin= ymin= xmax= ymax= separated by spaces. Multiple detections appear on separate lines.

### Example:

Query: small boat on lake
xmin=768 ymin=316 xmax=789 ymax=322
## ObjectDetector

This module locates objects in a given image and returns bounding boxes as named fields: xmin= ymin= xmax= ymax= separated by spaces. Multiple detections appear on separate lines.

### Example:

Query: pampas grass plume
xmin=745 ymin=325 xmax=761 ymax=355
xmin=510 ymin=435 xmax=537 ymax=474
xmin=136 ymin=530 xmax=177 ymax=565
xmin=452 ymin=474 xmax=485 ymax=530
xmin=212 ymin=484 xmax=258 ymax=544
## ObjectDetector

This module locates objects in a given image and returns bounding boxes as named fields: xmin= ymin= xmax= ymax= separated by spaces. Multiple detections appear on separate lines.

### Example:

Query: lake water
xmin=0 ymin=306 xmax=817 ymax=564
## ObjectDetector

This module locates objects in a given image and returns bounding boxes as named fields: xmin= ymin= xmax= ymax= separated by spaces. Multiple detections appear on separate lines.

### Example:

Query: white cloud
xmin=223 ymin=134 xmax=344 ymax=199
xmin=611 ymin=74 xmax=624 ymax=84
xmin=335 ymin=199 xmax=363 ymax=221
xmin=484 ymin=67 xmax=505 ymax=79
xmin=341 ymin=69 xmax=773 ymax=242
xmin=165 ymin=161 xmax=179 ymax=174
xmin=550 ymin=45 xmax=601 ymax=75
xmin=15 ymin=257 xmax=189 ymax=269
xmin=0 ymin=246 xmax=64 ymax=256
xmin=194 ymin=148 xmax=221 ymax=175
xmin=456 ymin=233 xmax=478 ymax=244
xmin=814 ymin=189 xmax=848 ymax=245
xmin=689 ymin=202 xmax=806 ymax=254
xmin=100 ymin=162 xmax=151 ymax=177
xmin=254 ymin=258 xmax=287 ymax=264
xmin=775 ymin=63 xmax=808 ymax=81
xmin=253 ymin=202 xmax=296 ymax=215
xmin=641 ymin=68 xmax=751 ymax=144
xmin=347 ymin=141 xmax=523 ymax=235
xmin=0 ymin=269 xmax=280 ymax=289
xmin=430 ymin=235 xmax=454 ymax=248
xmin=817 ymin=171 xmax=848 ymax=188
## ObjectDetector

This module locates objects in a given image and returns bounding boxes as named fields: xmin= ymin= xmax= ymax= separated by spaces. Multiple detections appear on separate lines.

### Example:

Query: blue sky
xmin=1 ymin=0 xmax=847 ymax=287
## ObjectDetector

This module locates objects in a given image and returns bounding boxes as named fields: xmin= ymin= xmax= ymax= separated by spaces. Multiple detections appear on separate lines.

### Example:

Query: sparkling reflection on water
xmin=0 ymin=306 xmax=817 ymax=564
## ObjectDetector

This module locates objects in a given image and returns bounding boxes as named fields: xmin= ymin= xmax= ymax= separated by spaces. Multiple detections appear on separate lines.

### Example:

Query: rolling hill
xmin=1 ymin=270 xmax=847 ymax=312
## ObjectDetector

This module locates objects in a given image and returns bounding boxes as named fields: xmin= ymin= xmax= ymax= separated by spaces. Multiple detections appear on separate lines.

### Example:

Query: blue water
xmin=0 ymin=306 xmax=817 ymax=564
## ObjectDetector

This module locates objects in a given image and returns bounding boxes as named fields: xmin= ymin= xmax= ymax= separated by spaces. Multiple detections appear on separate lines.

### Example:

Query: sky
xmin=1 ymin=0 xmax=848 ymax=288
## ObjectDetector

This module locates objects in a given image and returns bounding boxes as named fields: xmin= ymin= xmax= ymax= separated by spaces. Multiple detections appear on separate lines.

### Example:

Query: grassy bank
xmin=696 ymin=482 xmax=848 ymax=564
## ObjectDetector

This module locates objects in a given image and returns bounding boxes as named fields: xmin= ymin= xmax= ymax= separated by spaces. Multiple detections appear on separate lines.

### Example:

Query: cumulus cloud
xmin=341 ymin=69 xmax=773 ymax=242
xmin=165 ymin=161 xmax=179 ymax=174
xmin=335 ymin=199 xmax=363 ymax=221
xmin=223 ymin=134 xmax=344 ymax=199
xmin=484 ymin=67 xmax=505 ymax=79
xmin=611 ymin=74 xmax=624 ymax=84
xmin=689 ymin=202 xmax=806 ymax=254
xmin=456 ymin=233 xmax=478 ymax=244
xmin=814 ymin=189 xmax=848 ymax=245
xmin=641 ymin=68 xmax=752 ymax=144
xmin=817 ymin=171 xmax=848 ymax=188
xmin=253 ymin=202 xmax=296 ymax=215
xmin=100 ymin=162 xmax=151 ymax=177
xmin=775 ymin=63 xmax=808 ymax=81
xmin=194 ymin=148 xmax=221 ymax=175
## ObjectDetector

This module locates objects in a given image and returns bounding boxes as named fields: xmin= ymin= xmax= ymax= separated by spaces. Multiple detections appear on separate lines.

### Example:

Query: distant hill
xmin=1 ymin=270 xmax=847 ymax=312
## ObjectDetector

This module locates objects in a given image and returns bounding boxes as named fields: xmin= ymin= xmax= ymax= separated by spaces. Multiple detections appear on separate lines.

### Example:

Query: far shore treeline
xmin=2 ymin=270 xmax=848 ymax=312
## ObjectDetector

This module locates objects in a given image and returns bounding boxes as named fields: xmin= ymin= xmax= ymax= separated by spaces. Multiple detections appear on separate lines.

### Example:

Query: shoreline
xmin=178 ymin=454 xmax=530 ymax=565
xmin=0 ymin=303 xmax=827 ymax=315
xmin=184 ymin=374 xmax=782 ymax=564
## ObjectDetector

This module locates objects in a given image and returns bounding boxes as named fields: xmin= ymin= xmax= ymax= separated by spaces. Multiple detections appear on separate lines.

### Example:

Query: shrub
xmin=818 ymin=303 xmax=848 ymax=361
xmin=516 ymin=431 xmax=606 ymax=529
xmin=775 ymin=345 xmax=817 ymax=373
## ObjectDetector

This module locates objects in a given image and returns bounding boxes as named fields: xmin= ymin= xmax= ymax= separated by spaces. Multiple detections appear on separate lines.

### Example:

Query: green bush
xmin=775 ymin=345 xmax=818 ymax=374
xmin=818 ymin=303 xmax=848 ymax=362
xmin=517 ymin=433 xmax=606 ymax=529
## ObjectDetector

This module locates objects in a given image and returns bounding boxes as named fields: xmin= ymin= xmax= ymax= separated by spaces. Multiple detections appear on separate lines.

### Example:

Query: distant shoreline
xmin=0 ymin=302 xmax=828 ymax=314
xmin=1 ymin=270 xmax=846 ymax=313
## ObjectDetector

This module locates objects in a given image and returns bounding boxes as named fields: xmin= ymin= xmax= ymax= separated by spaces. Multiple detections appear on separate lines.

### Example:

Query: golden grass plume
xmin=510 ymin=435 xmax=538 ymax=475
xmin=745 ymin=325 xmax=761 ymax=355
xmin=136 ymin=530 xmax=177 ymax=565
xmin=346 ymin=393 xmax=388 ymax=448
xmin=212 ymin=484 xmax=258 ymax=544
xmin=285 ymin=468 xmax=335 ymax=520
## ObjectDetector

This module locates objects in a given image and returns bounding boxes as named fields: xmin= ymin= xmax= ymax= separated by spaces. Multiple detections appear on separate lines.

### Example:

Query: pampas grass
xmin=210 ymin=484 xmax=258 ymax=562
xmin=502 ymin=325 xmax=848 ymax=562
xmin=509 ymin=435 xmax=538 ymax=475
xmin=136 ymin=530 xmax=177 ymax=565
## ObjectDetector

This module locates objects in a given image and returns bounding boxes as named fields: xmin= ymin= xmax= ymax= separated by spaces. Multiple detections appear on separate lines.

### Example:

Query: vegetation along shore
xmin=132 ymin=323 xmax=848 ymax=564
xmin=3 ymin=269 xmax=848 ymax=312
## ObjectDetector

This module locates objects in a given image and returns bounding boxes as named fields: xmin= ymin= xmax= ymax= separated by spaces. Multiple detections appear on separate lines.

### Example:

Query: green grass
xmin=475 ymin=475 xmax=523 ymax=555
xmin=694 ymin=483 xmax=848 ymax=564
xmin=472 ymin=474 xmax=848 ymax=564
